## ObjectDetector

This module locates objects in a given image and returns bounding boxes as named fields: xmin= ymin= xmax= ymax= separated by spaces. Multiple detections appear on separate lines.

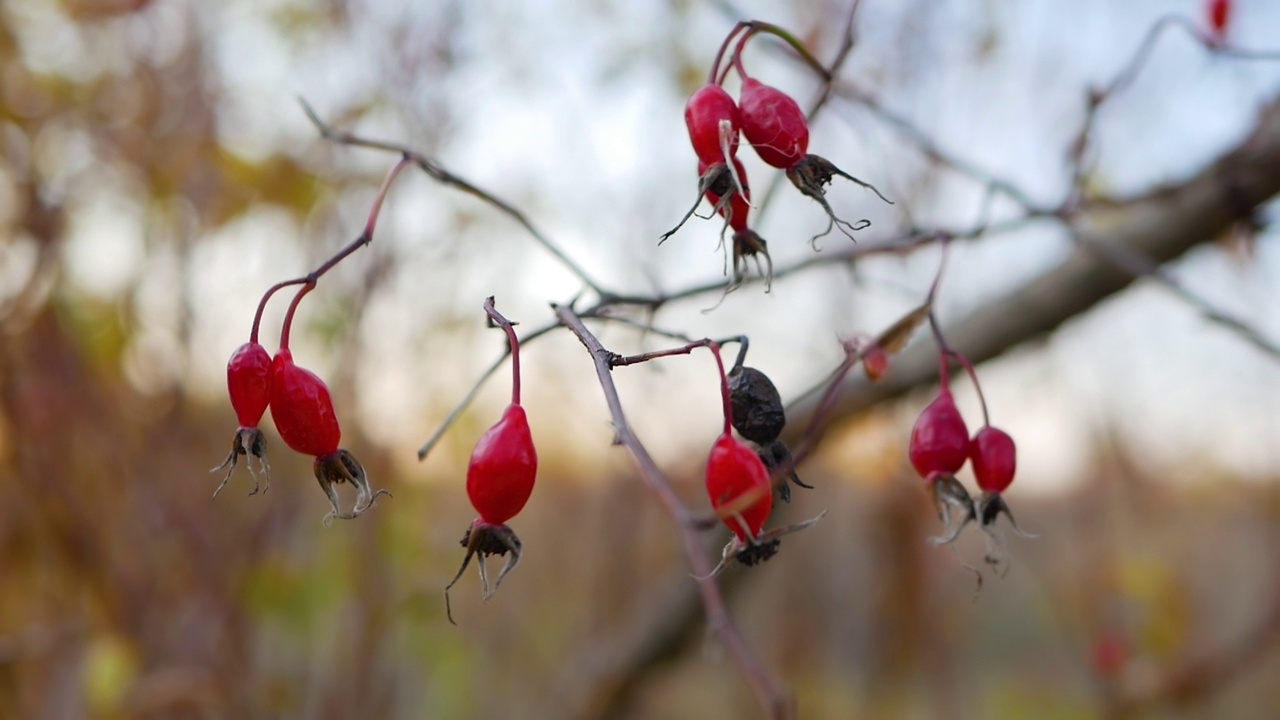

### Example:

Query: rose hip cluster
xmin=908 ymin=351 xmax=1033 ymax=576
xmin=663 ymin=22 xmax=891 ymax=286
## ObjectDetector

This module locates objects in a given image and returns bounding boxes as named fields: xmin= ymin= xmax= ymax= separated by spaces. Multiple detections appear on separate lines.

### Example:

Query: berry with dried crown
xmin=212 ymin=341 xmax=273 ymax=497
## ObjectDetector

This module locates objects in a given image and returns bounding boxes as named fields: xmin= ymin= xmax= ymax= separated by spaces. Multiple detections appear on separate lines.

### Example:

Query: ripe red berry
xmin=213 ymin=340 xmax=274 ymax=498
xmin=1208 ymin=0 xmax=1231 ymax=41
xmin=909 ymin=390 xmax=970 ymax=478
xmin=706 ymin=433 xmax=773 ymax=542
xmin=739 ymin=78 xmax=809 ymax=170
xmin=970 ymin=425 xmax=1016 ymax=494
xmin=466 ymin=403 xmax=538 ymax=525
xmin=269 ymin=349 xmax=340 ymax=458
xmin=227 ymin=341 xmax=272 ymax=427
xmin=685 ymin=84 xmax=741 ymax=165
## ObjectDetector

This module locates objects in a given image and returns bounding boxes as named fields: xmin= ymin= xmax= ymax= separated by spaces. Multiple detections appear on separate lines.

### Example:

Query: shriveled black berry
xmin=728 ymin=366 xmax=785 ymax=444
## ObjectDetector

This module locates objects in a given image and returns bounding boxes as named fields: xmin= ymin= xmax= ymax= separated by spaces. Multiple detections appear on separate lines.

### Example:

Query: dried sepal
xmin=976 ymin=491 xmax=1036 ymax=577
xmin=785 ymin=154 xmax=891 ymax=248
xmin=444 ymin=520 xmax=524 ymax=625
xmin=874 ymin=303 xmax=931 ymax=355
xmin=659 ymin=162 xmax=734 ymax=243
xmin=210 ymin=427 xmax=270 ymax=498
xmin=927 ymin=473 xmax=976 ymax=546
xmin=314 ymin=449 xmax=392 ymax=525
xmin=757 ymin=438 xmax=813 ymax=504
xmin=697 ymin=510 xmax=827 ymax=580
xmin=731 ymin=229 xmax=772 ymax=289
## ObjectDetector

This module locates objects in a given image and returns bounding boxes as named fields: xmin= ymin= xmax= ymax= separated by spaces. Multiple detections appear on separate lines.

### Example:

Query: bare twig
xmin=300 ymin=98 xmax=612 ymax=299
xmin=1073 ymin=235 xmax=1280 ymax=361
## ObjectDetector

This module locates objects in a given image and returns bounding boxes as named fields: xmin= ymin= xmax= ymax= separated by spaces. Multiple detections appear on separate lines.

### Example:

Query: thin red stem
xmin=709 ymin=22 xmax=751 ymax=85
xmin=719 ymin=28 xmax=757 ymax=85
xmin=948 ymin=350 xmax=990 ymax=426
xmin=483 ymin=296 xmax=521 ymax=406
xmin=708 ymin=342 xmax=732 ymax=436
xmin=250 ymin=278 xmax=307 ymax=345
xmin=279 ymin=283 xmax=314 ymax=351
xmin=249 ymin=154 xmax=412 ymax=347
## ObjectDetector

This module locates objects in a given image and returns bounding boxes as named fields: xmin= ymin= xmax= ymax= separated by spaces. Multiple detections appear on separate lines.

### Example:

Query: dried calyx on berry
xmin=212 ymin=340 xmax=273 ymax=497
xmin=926 ymin=473 xmax=977 ymax=546
xmin=270 ymin=348 xmax=390 ymax=523
xmin=445 ymin=298 xmax=538 ymax=625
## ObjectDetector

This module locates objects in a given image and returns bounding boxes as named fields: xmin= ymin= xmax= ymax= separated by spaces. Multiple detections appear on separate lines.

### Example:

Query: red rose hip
xmin=685 ymin=84 xmax=741 ymax=165
xmin=269 ymin=349 xmax=340 ymax=458
xmin=739 ymin=78 xmax=809 ymax=169
xmin=706 ymin=433 xmax=773 ymax=542
xmin=970 ymin=426 xmax=1016 ymax=494
xmin=466 ymin=403 xmax=538 ymax=526
xmin=909 ymin=390 xmax=970 ymax=479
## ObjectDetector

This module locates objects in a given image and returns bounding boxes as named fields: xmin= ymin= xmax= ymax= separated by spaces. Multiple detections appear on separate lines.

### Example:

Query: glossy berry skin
xmin=739 ymin=78 xmax=809 ymax=169
xmin=908 ymin=391 xmax=969 ymax=478
xmin=970 ymin=425 xmax=1016 ymax=493
xmin=269 ymin=349 xmax=340 ymax=458
xmin=699 ymin=158 xmax=751 ymax=233
xmin=466 ymin=403 xmax=537 ymax=526
xmin=706 ymin=433 xmax=773 ymax=542
xmin=685 ymin=84 xmax=741 ymax=165
xmin=227 ymin=341 xmax=272 ymax=427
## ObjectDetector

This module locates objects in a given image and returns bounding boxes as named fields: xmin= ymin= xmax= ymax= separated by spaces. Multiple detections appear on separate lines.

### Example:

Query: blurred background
xmin=3 ymin=0 xmax=1280 ymax=718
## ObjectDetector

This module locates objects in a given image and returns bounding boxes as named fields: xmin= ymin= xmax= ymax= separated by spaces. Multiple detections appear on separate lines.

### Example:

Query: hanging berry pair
xmin=908 ymin=350 xmax=1033 ymax=576
xmin=211 ymin=156 xmax=409 ymax=518
xmin=703 ymin=343 xmax=822 ymax=577
xmin=661 ymin=21 xmax=893 ymax=280
xmin=662 ymin=86 xmax=772 ymax=287
xmin=445 ymin=297 xmax=538 ymax=624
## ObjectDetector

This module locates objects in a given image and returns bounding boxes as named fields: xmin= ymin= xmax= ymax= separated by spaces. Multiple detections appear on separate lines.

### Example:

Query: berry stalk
xmin=248 ymin=154 xmax=412 ymax=344
xmin=483 ymin=296 xmax=521 ymax=406
xmin=708 ymin=342 xmax=733 ymax=436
